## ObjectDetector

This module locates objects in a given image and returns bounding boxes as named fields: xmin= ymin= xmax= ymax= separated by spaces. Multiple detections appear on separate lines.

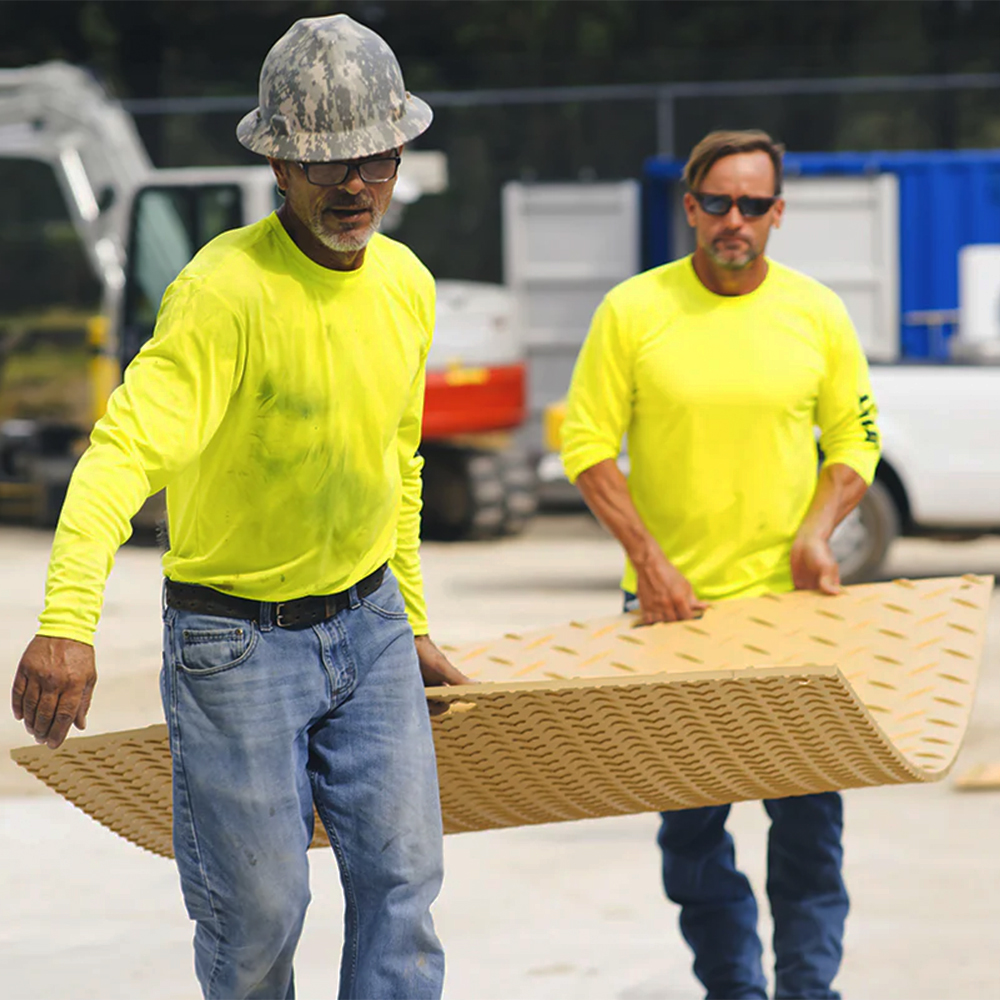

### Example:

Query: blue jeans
xmin=161 ymin=570 xmax=445 ymax=1000
xmin=625 ymin=592 xmax=848 ymax=999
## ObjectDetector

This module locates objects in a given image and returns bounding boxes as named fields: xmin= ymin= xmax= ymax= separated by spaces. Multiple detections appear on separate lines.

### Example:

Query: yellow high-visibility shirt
xmin=561 ymin=256 xmax=881 ymax=601
xmin=38 ymin=215 xmax=433 ymax=645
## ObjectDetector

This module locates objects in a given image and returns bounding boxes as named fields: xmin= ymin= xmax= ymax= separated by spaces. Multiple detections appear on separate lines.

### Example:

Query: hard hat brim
xmin=236 ymin=93 xmax=433 ymax=162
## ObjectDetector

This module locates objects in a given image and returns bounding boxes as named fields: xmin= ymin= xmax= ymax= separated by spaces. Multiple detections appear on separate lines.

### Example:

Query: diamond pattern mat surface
xmin=12 ymin=575 xmax=992 ymax=858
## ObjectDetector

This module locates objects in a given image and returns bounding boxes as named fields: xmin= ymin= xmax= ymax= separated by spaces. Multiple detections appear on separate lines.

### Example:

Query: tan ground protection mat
xmin=11 ymin=575 xmax=992 ymax=858
xmin=953 ymin=762 xmax=1000 ymax=790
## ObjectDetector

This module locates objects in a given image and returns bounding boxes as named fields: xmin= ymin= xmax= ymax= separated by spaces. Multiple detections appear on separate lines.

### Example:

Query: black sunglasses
xmin=298 ymin=155 xmax=401 ymax=186
xmin=692 ymin=191 xmax=778 ymax=218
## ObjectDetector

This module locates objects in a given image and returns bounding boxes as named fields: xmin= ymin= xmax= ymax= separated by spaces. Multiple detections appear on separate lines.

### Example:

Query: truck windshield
xmin=0 ymin=156 xmax=102 ymax=430
xmin=121 ymin=184 xmax=242 ymax=368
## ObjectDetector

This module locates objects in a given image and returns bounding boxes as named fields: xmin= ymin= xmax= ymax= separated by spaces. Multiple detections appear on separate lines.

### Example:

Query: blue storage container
xmin=643 ymin=150 xmax=1000 ymax=359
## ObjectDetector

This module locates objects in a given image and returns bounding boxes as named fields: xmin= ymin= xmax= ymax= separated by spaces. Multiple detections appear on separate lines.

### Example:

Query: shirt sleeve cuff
xmin=822 ymin=450 xmax=880 ymax=486
xmin=561 ymin=444 xmax=620 ymax=484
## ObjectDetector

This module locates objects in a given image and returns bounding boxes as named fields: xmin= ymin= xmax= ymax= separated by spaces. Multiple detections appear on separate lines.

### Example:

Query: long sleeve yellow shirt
xmin=38 ymin=214 xmax=433 ymax=645
xmin=561 ymin=256 xmax=881 ymax=601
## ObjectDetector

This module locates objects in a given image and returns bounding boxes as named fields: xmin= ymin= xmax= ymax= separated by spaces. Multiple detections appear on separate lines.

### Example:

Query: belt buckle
xmin=275 ymin=602 xmax=291 ymax=628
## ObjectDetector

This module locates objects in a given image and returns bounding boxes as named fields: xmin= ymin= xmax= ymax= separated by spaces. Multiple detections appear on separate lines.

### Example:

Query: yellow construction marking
xmin=951 ymin=597 xmax=982 ymax=609
xmin=887 ymin=728 xmax=923 ymax=742
xmin=525 ymin=634 xmax=555 ymax=650
xmin=591 ymin=623 xmax=620 ymax=639
xmin=459 ymin=646 xmax=489 ymax=662
xmin=617 ymin=634 xmax=644 ymax=646
xmin=444 ymin=366 xmax=489 ymax=386
xmin=676 ymin=653 xmax=705 ymax=664
xmin=511 ymin=660 xmax=546 ymax=678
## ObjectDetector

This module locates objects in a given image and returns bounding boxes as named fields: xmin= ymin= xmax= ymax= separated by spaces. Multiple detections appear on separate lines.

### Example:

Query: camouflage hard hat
xmin=236 ymin=14 xmax=432 ymax=162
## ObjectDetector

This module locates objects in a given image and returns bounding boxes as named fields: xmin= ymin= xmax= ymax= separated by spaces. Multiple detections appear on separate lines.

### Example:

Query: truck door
xmin=0 ymin=156 xmax=103 ymax=520
xmin=120 ymin=184 xmax=243 ymax=369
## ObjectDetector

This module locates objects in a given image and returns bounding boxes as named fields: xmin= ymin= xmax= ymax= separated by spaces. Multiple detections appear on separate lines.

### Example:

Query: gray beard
xmin=707 ymin=242 xmax=760 ymax=271
xmin=309 ymin=204 xmax=384 ymax=253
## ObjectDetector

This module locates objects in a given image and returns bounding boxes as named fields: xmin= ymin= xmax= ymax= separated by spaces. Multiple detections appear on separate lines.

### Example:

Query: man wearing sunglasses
xmin=12 ymin=14 xmax=467 ymax=1000
xmin=561 ymin=130 xmax=881 ymax=999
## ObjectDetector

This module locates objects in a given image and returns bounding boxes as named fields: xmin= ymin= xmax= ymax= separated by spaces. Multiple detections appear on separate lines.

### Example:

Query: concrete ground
xmin=3 ymin=514 xmax=1000 ymax=1000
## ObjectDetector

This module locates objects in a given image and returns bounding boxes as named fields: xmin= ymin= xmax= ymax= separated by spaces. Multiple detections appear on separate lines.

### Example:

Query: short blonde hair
xmin=683 ymin=130 xmax=785 ymax=195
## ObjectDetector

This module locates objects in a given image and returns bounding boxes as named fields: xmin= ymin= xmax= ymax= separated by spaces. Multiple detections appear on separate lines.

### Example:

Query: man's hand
xmin=12 ymin=636 xmax=97 ymax=749
xmin=791 ymin=532 xmax=841 ymax=595
xmin=414 ymin=634 xmax=470 ymax=686
xmin=635 ymin=546 xmax=709 ymax=624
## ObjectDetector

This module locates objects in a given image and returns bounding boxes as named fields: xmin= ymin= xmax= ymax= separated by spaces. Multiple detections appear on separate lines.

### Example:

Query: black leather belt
xmin=165 ymin=563 xmax=387 ymax=628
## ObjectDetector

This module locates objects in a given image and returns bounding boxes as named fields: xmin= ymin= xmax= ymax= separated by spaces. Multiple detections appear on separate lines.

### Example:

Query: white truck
xmin=506 ymin=173 xmax=1000 ymax=583
xmin=0 ymin=61 xmax=535 ymax=538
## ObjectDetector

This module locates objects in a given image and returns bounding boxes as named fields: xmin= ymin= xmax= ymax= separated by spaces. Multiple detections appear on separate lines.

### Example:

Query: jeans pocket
xmin=178 ymin=620 xmax=258 ymax=675
xmin=360 ymin=573 xmax=410 ymax=620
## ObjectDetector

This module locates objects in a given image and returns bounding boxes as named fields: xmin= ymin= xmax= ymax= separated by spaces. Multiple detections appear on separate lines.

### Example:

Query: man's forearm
xmin=575 ymin=459 xmax=660 ymax=568
xmin=798 ymin=462 xmax=868 ymax=541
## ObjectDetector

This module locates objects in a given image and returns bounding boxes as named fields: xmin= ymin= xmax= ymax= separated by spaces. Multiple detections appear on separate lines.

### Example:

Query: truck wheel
xmin=496 ymin=448 xmax=538 ymax=536
xmin=421 ymin=446 xmax=536 ymax=541
xmin=33 ymin=482 xmax=67 ymax=528
xmin=830 ymin=478 xmax=899 ymax=584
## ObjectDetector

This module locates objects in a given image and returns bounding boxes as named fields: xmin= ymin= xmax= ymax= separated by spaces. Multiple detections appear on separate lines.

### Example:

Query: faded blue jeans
xmin=161 ymin=569 xmax=444 ymax=1000
xmin=625 ymin=592 xmax=849 ymax=1000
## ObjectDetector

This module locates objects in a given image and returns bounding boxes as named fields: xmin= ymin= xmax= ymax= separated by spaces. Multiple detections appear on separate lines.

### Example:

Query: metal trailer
xmin=502 ymin=180 xmax=641 ymax=501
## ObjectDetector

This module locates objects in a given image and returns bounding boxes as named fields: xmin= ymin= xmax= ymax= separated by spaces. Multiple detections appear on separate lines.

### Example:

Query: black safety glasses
xmin=692 ymin=191 xmax=777 ymax=218
xmin=299 ymin=155 xmax=401 ymax=186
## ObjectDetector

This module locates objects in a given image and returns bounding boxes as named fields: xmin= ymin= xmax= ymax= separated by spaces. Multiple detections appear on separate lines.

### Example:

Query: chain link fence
xmin=125 ymin=73 xmax=1000 ymax=283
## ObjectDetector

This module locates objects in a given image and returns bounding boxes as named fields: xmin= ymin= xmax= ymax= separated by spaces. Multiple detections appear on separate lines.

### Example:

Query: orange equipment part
xmin=421 ymin=362 xmax=526 ymax=440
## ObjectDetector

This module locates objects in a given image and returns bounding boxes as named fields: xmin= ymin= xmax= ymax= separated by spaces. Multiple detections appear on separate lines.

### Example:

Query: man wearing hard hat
xmin=12 ymin=14 xmax=464 ymax=999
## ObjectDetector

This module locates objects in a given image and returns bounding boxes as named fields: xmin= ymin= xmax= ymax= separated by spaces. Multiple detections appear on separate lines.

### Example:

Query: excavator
xmin=0 ymin=61 xmax=535 ymax=540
